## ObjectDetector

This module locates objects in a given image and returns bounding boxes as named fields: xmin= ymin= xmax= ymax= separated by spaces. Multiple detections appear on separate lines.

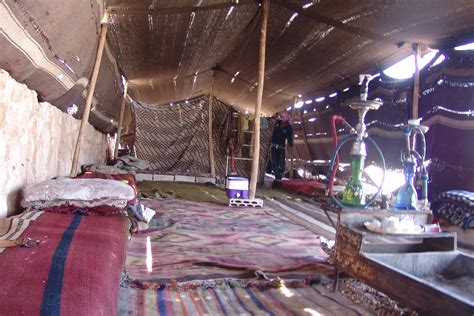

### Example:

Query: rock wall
xmin=0 ymin=70 xmax=108 ymax=217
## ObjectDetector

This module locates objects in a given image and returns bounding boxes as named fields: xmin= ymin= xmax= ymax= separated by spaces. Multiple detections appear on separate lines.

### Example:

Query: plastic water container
xmin=226 ymin=177 xmax=249 ymax=199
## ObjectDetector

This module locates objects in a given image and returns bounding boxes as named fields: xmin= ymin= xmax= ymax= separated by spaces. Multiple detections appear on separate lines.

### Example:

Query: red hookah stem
xmin=328 ymin=115 xmax=346 ymax=196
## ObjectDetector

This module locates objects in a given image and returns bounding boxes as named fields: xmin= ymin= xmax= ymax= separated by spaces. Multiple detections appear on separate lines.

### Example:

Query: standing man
xmin=270 ymin=111 xmax=293 ymax=180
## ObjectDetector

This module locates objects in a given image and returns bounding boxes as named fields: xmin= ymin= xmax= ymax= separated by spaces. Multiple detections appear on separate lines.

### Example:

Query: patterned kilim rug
xmin=125 ymin=199 xmax=332 ymax=288
xmin=118 ymin=284 xmax=373 ymax=315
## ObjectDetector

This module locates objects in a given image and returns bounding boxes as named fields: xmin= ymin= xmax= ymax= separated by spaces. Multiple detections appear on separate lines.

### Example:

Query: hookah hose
xmin=411 ymin=126 xmax=428 ymax=201
xmin=328 ymin=115 xmax=352 ymax=196
xmin=328 ymin=134 xmax=386 ymax=209
xmin=417 ymin=128 xmax=429 ymax=201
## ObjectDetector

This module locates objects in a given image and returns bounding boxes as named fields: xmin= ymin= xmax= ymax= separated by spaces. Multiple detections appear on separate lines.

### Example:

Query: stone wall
xmin=0 ymin=70 xmax=108 ymax=217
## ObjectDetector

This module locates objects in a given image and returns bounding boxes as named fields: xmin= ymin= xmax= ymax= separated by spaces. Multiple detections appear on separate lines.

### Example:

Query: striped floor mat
xmin=118 ymin=284 xmax=373 ymax=315
xmin=264 ymin=198 xmax=337 ymax=240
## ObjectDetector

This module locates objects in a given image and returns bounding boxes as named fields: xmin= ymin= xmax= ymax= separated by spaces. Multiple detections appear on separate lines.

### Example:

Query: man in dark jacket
xmin=270 ymin=111 xmax=293 ymax=180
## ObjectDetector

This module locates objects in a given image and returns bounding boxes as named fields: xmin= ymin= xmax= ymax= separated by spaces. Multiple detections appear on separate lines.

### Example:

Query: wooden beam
xmin=275 ymin=0 xmax=399 ymax=46
xmin=108 ymin=0 xmax=255 ymax=15
xmin=412 ymin=43 xmax=420 ymax=119
xmin=70 ymin=12 xmax=109 ymax=177
xmin=208 ymin=91 xmax=216 ymax=177
xmin=249 ymin=0 xmax=269 ymax=200
xmin=114 ymin=81 xmax=128 ymax=160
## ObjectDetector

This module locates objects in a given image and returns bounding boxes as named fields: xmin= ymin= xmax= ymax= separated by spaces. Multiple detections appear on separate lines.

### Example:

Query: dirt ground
xmin=137 ymin=180 xmax=304 ymax=204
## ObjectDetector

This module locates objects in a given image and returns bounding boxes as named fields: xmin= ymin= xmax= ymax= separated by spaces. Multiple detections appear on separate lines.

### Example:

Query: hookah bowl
xmin=342 ymin=99 xmax=382 ymax=206
xmin=395 ymin=159 xmax=418 ymax=210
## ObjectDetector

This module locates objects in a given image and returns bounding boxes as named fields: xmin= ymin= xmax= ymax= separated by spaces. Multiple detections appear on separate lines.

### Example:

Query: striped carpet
xmin=264 ymin=198 xmax=337 ymax=240
xmin=118 ymin=284 xmax=373 ymax=316
xmin=120 ymin=187 xmax=370 ymax=315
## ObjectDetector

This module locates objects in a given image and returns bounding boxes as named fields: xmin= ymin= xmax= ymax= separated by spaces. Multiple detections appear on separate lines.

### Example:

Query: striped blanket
xmin=125 ymin=199 xmax=332 ymax=288
xmin=119 ymin=284 xmax=372 ymax=315
xmin=0 ymin=209 xmax=43 ymax=253
xmin=432 ymin=190 xmax=474 ymax=229
xmin=0 ymin=211 xmax=128 ymax=315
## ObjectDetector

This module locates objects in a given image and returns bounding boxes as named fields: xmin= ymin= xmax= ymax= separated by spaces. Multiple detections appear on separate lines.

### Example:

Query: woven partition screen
xmin=133 ymin=95 xmax=273 ymax=182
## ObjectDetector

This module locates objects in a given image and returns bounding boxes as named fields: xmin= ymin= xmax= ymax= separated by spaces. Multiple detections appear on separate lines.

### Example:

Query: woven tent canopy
xmin=106 ymin=0 xmax=474 ymax=115
xmin=1 ymin=0 xmax=474 ymax=131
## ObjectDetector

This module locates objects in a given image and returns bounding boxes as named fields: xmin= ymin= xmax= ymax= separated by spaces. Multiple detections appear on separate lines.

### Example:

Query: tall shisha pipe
xmin=342 ymin=75 xmax=384 ymax=206
xmin=395 ymin=120 xmax=429 ymax=210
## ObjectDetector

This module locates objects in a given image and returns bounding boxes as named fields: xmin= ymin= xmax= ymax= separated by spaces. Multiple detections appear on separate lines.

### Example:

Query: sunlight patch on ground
xmin=279 ymin=284 xmax=295 ymax=298
xmin=304 ymin=308 xmax=324 ymax=315
xmin=146 ymin=236 xmax=153 ymax=272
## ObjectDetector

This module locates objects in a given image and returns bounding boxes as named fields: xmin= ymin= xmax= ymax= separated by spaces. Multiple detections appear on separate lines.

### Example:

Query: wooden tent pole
xmin=208 ymin=90 xmax=216 ymax=177
xmin=412 ymin=43 xmax=420 ymax=119
xmin=249 ymin=0 xmax=269 ymax=199
xmin=114 ymin=81 xmax=128 ymax=160
xmin=70 ymin=12 xmax=110 ymax=177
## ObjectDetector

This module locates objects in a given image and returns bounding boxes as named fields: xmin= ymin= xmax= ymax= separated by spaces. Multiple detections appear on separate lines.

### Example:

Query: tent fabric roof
xmin=0 ymin=0 xmax=121 ymax=133
xmin=1 ymin=0 xmax=474 ymax=132
xmin=106 ymin=0 xmax=474 ymax=115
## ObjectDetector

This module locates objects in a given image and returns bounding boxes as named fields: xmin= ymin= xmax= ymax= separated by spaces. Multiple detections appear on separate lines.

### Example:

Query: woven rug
xmin=125 ymin=199 xmax=332 ymax=287
xmin=118 ymin=284 xmax=373 ymax=316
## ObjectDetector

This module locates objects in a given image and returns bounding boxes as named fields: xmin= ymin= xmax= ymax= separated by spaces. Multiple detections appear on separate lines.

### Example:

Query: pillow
xmin=22 ymin=177 xmax=136 ymax=210
xmin=78 ymin=171 xmax=138 ymax=203
xmin=432 ymin=190 xmax=474 ymax=229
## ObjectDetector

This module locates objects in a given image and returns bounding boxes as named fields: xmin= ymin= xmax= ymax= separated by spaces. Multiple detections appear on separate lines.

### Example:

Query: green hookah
xmin=328 ymin=74 xmax=386 ymax=209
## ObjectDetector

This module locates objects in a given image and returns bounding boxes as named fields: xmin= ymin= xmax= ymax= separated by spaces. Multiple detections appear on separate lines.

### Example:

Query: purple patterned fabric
xmin=125 ymin=199 xmax=331 ymax=287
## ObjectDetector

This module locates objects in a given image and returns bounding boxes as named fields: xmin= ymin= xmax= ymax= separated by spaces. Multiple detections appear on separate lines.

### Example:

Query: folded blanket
xmin=78 ymin=171 xmax=138 ymax=203
xmin=115 ymin=155 xmax=151 ymax=172
xmin=432 ymin=190 xmax=474 ymax=229
xmin=273 ymin=179 xmax=326 ymax=196
xmin=0 ymin=212 xmax=128 ymax=315
xmin=22 ymin=177 xmax=136 ymax=209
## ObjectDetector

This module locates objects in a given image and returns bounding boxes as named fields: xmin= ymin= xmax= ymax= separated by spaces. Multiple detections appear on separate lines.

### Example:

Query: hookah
xmin=328 ymin=74 xmax=386 ymax=209
xmin=394 ymin=120 xmax=429 ymax=210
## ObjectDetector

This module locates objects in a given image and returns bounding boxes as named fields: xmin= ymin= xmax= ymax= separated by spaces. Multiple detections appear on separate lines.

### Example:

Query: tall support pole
xmin=70 ymin=12 xmax=110 ymax=177
xmin=412 ymin=43 xmax=420 ymax=119
xmin=249 ymin=0 xmax=269 ymax=199
xmin=114 ymin=82 xmax=128 ymax=160
xmin=208 ymin=90 xmax=216 ymax=177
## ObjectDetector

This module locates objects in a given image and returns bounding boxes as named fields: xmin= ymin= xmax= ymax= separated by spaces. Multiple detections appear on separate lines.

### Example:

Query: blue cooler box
xmin=226 ymin=177 xmax=249 ymax=199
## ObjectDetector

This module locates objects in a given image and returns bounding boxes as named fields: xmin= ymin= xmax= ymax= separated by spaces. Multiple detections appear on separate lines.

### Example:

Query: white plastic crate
xmin=228 ymin=198 xmax=264 ymax=208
